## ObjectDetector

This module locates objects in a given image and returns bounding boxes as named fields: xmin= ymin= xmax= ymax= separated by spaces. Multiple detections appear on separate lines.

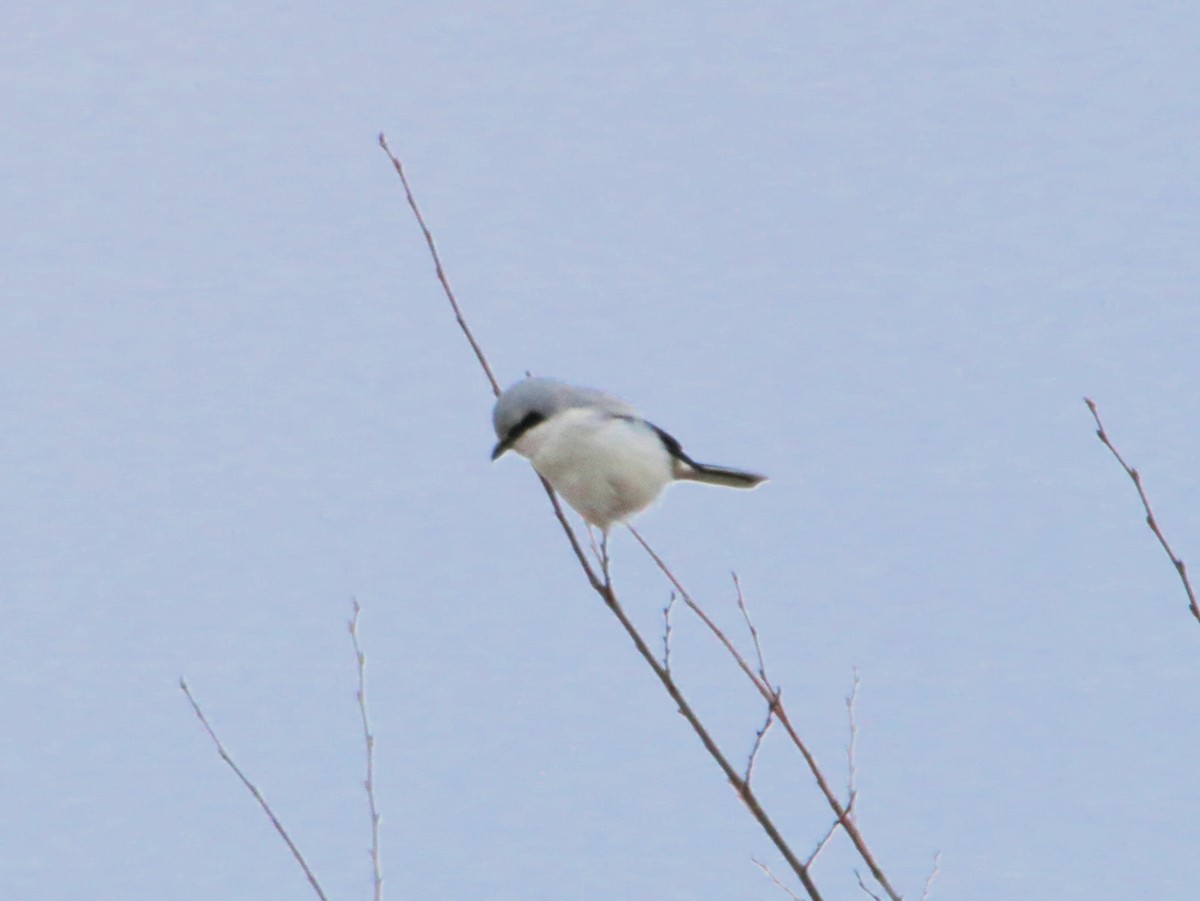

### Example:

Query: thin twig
xmin=179 ymin=679 xmax=330 ymax=901
xmin=801 ymin=671 xmax=861 ymax=869
xmin=630 ymin=527 xmax=772 ymax=696
xmin=753 ymin=857 xmax=803 ymax=900
xmin=593 ymin=576 xmax=825 ymax=899
xmin=744 ymin=701 xmax=777 ymax=784
xmin=855 ymin=870 xmax=885 ymax=901
xmin=378 ymin=133 xmax=500 ymax=396
xmin=349 ymin=600 xmax=384 ymax=901
xmin=733 ymin=571 xmax=769 ymax=681
xmin=662 ymin=591 xmax=677 ymax=672
xmin=920 ymin=851 xmax=941 ymax=900
xmin=804 ymin=811 xmax=847 ymax=868
xmin=1084 ymin=398 xmax=1199 ymax=624
xmin=845 ymin=669 xmax=861 ymax=820
xmin=628 ymin=526 xmax=902 ymax=900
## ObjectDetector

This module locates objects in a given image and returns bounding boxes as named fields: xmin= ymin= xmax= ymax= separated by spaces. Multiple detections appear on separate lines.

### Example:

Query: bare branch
xmin=349 ymin=600 xmax=383 ymax=901
xmin=629 ymin=527 xmax=772 ymax=696
xmin=1084 ymin=398 xmax=1199 ymax=624
xmin=855 ymin=870 xmax=885 ymax=901
xmin=179 ymin=679 xmax=329 ymax=901
xmin=753 ymin=857 xmax=803 ymax=900
xmin=845 ymin=668 xmax=861 ymax=819
xmin=744 ymin=700 xmax=777 ymax=785
xmin=804 ymin=813 xmax=844 ymax=868
xmin=733 ymin=571 xmax=769 ymax=681
xmin=544 ymin=485 xmax=605 ymax=592
xmin=593 ymin=568 xmax=825 ymax=897
xmin=629 ymin=526 xmax=902 ymax=901
xmin=803 ymin=671 xmax=862 ymax=869
xmin=662 ymin=591 xmax=677 ymax=672
xmin=378 ymin=133 xmax=500 ymax=397
xmin=921 ymin=851 xmax=942 ymax=900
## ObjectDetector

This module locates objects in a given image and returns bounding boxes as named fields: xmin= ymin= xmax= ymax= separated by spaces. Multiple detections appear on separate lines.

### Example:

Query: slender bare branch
xmin=744 ymin=701 xmax=777 ymax=784
xmin=845 ymin=669 xmax=861 ymax=819
xmin=662 ymin=591 xmax=677 ymax=672
xmin=179 ymin=679 xmax=329 ymax=901
xmin=1084 ymin=398 xmax=1199 ymax=624
xmin=920 ymin=851 xmax=941 ymax=900
xmin=754 ymin=857 xmax=803 ymax=900
xmin=592 ymin=577 xmax=825 ymax=899
xmin=803 ymin=670 xmax=862 ymax=869
xmin=629 ymin=527 xmax=772 ymax=696
xmin=378 ymin=133 xmax=500 ymax=397
xmin=628 ymin=527 xmax=902 ymax=900
xmin=544 ymin=486 xmax=605 ymax=591
xmin=733 ymin=571 xmax=769 ymax=681
xmin=855 ymin=870 xmax=885 ymax=901
xmin=804 ymin=811 xmax=846 ymax=868
xmin=349 ymin=600 xmax=384 ymax=901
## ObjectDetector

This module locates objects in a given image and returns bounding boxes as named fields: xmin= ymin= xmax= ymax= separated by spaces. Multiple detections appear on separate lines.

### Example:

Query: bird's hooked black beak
xmin=490 ymin=411 xmax=546 ymax=462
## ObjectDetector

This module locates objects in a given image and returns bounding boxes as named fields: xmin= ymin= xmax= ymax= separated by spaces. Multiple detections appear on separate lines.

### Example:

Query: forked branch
xmin=382 ymin=136 xmax=909 ymax=901
xmin=629 ymin=528 xmax=901 ymax=900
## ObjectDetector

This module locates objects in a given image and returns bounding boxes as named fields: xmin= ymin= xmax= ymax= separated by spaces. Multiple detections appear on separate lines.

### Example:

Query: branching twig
xmin=628 ymin=527 xmax=901 ymax=900
xmin=630 ymin=527 xmax=773 ymax=697
xmin=802 ymin=671 xmax=861 ymax=869
xmin=179 ymin=679 xmax=330 ymax=901
xmin=383 ymin=137 xmax=869 ymax=901
xmin=801 ymin=673 xmax=864 ymax=871
xmin=1084 ymin=398 xmax=1199 ymax=624
xmin=754 ymin=857 xmax=803 ymax=900
xmin=593 ymin=578 xmax=825 ymax=899
xmin=349 ymin=600 xmax=384 ymax=901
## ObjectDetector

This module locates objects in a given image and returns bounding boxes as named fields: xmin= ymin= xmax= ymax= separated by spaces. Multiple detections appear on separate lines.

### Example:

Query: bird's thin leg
xmin=599 ymin=530 xmax=612 ymax=587
xmin=587 ymin=525 xmax=602 ymax=565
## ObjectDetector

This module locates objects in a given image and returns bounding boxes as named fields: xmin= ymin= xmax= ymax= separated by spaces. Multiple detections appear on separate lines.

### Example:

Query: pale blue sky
xmin=3 ymin=3 xmax=1198 ymax=899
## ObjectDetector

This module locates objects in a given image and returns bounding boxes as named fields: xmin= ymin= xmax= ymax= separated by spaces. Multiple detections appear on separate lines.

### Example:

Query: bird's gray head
xmin=491 ymin=377 xmax=637 ymax=460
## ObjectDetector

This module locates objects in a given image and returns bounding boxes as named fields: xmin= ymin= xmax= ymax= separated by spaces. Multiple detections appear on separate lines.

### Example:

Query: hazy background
xmin=3 ymin=3 xmax=1198 ymax=898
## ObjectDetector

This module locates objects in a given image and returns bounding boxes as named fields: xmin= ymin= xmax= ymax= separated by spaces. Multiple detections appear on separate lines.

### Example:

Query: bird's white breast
xmin=514 ymin=408 xmax=674 ymax=529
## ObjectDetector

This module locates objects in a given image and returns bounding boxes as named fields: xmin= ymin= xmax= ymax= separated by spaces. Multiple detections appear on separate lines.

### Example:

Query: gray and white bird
xmin=491 ymin=377 xmax=766 ymax=531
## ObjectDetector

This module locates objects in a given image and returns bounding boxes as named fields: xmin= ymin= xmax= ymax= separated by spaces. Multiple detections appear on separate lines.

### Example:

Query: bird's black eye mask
xmin=491 ymin=411 xmax=547 ymax=460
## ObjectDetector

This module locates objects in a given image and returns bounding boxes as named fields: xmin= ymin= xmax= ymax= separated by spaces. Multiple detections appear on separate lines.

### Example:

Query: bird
xmin=491 ymin=376 xmax=766 ymax=531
